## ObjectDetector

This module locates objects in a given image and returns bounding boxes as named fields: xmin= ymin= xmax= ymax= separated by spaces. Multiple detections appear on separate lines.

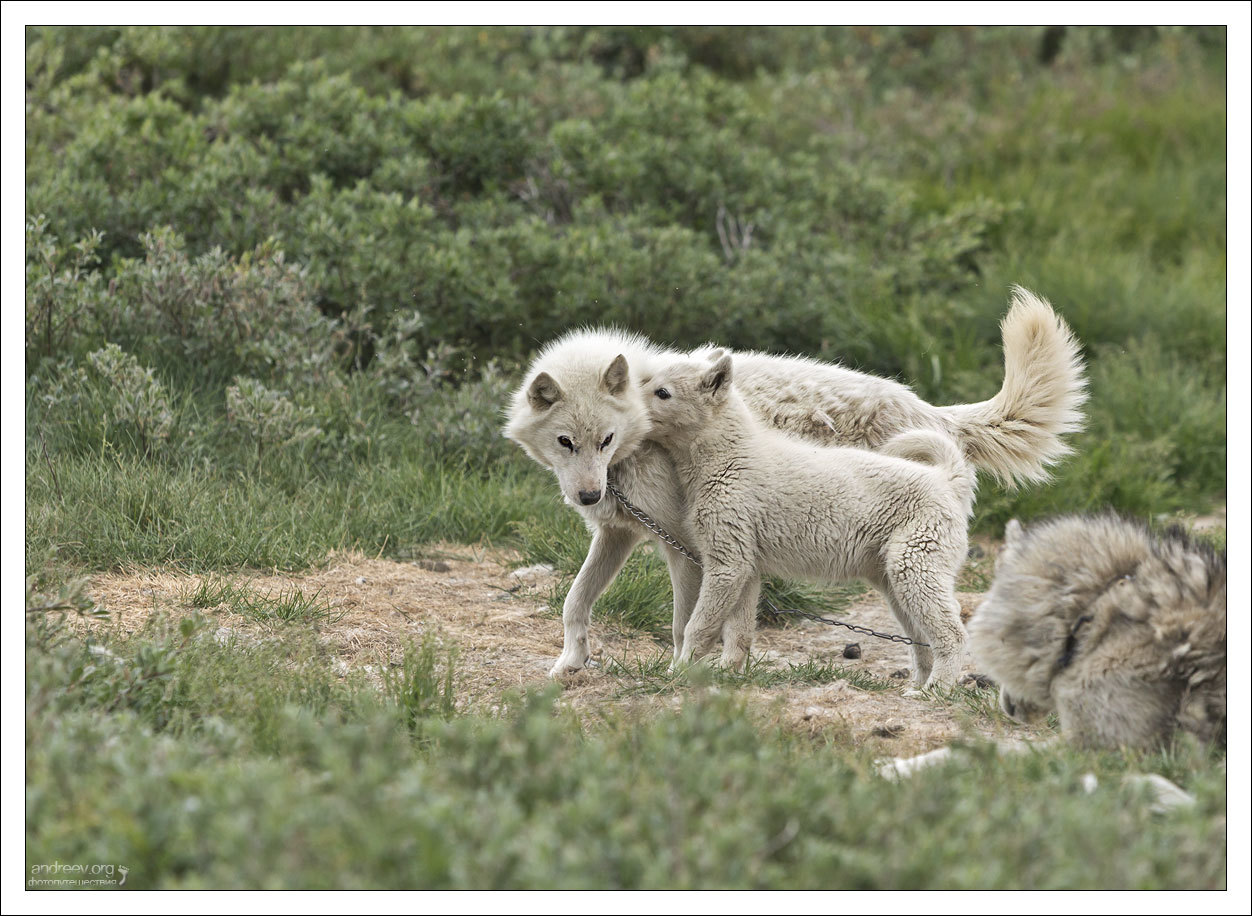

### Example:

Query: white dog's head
xmin=504 ymin=353 xmax=650 ymax=507
xmin=642 ymin=353 xmax=734 ymax=443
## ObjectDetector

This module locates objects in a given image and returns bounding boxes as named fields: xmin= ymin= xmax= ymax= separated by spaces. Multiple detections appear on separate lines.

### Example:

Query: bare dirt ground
xmin=86 ymin=537 xmax=1039 ymax=758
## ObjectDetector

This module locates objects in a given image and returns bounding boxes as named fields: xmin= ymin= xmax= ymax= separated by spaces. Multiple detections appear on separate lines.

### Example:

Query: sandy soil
xmin=86 ymin=541 xmax=1036 ymax=757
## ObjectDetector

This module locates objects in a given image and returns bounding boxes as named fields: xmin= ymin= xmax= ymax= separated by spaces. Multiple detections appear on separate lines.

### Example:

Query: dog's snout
xmin=578 ymin=489 xmax=602 ymax=506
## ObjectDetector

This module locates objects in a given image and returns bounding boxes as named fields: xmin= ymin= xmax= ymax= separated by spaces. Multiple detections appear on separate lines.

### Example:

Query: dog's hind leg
xmin=662 ymin=545 xmax=703 ymax=667
xmin=882 ymin=590 xmax=935 ymax=686
xmin=902 ymin=591 xmax=966 ymax=689
xmin=719 ymin=575 xmax=761 ymax=672
xmin=921 ymin=593 xmax=968 ymax=688
xmin=549 ymin=524 xmax=642 ymax=677
xmin=884 ymin=533 xmax=969 ymax=688
xmin=890 ymin=588 xmax=965 ymax=688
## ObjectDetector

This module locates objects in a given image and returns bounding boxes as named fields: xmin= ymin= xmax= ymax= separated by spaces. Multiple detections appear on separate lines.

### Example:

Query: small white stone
xmin=877 ymin=747 xmax=952 ymax=780
xmin=510 ymin=563 xmax=555 ymax=582
xmin=1124 ymin=773 xmax=1196 ymax=813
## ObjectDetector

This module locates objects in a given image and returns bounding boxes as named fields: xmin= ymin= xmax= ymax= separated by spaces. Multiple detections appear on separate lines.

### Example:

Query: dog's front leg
xmin=549 ymin=524 xmax=642 ymax=677
xmin=719 ymin=575 xmax=761 ymax=672
xmin=678 ymin=564 xmax=752 ymax=665
xmin=662 ymin=545 xmax=702 ymax=666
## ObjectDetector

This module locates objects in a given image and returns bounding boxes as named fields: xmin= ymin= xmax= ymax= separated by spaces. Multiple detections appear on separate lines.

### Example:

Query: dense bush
xmin=25 ymin=46 xmax=1010 ymax=368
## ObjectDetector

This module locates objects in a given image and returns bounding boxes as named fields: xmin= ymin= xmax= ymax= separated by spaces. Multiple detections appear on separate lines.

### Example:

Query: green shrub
xmin=26 ymin=35 xmax=1008 ymax=367
xmin=24 ymin=614 xmax=1227 ymax=888
xmin=225 ymin=376 xmax=323 ymax=466
xmin=35 ymin=344 xmax=174 ymax=458
xmin=24 ymin=216 xmax=106 ymax=368
xmin=111 ymin=228 xmax=340 ymax=385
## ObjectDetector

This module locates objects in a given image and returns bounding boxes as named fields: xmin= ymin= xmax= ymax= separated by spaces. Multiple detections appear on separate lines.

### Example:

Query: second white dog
xmin=646 ymin=353 xmax=976 ymax=686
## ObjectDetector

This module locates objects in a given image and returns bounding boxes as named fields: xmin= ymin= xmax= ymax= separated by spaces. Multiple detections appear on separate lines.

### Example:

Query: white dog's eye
xmin=557 ymin=436 xmax=574 ymax=452
xmin=599 ymin=433 xmax=614 ymax=450
xmin=655 ymin=388 xmax=671 ymax=400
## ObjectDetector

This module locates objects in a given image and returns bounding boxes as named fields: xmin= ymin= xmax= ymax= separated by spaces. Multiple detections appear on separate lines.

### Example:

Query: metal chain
xmin=754 ymin=606 xmax=929 ymax=645
xmin=605 ymin=473 xmax=929 ymax=647
xmin=604 ymin=475 xmax=702 ymax=566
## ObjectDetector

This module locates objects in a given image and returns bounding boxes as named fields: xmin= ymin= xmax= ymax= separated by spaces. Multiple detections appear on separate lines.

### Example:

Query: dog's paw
xmin=547 ymin=653 xmax=589 ymax=678
xmin=959 ymin=672 xmax=997 ymax=689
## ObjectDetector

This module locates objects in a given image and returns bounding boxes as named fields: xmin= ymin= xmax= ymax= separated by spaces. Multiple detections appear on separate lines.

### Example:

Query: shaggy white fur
xmin=645 ymin=353 xmax=976 ymax=686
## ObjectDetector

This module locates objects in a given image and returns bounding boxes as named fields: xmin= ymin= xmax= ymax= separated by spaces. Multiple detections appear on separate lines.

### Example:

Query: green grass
xmin=604 ymin=651 xmax=897 ymax=696
xmin=25 ymin=448 xmax=561 ymax=574
xmin=184 ymin=576 xmax=342 ymax=624
xmin=381 ymin=639 xmax=459 ymax=734
xmin=25 ymin=606 xmax=1225 ymax=889
xmin=601 ymin=655 xmax=1025 ymax=726
xmin=742 ymin=38 xmax=1226 ymax=531
xmin=895 ymin=53 xmax=1226 ymax=528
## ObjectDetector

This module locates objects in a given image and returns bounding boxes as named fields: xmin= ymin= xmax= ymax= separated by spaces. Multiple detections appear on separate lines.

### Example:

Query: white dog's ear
xmin=700 ymin=353 xmax=733 ymax=399
xmin=601 ymin=354 xmax=629 ymax=396
xmin=1004 ymin=518 xmax=1024 ymax=547
xmin=704 ymin=347 xmax=727 ymax=362
xmin=527 ymin=371 xmax=563 ymax=410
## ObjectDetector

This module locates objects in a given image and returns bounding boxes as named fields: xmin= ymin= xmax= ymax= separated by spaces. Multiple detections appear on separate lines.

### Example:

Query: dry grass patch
xmin=80 ymin=545 xmax=1044 ymax=757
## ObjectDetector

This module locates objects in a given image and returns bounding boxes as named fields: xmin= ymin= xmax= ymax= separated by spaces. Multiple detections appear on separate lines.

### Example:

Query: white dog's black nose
xmin=578 ymin=489 xmax=602 ymax=505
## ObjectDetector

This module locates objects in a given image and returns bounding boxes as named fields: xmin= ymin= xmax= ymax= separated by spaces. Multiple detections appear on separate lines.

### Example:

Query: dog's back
xmin=969 ymin=514 xmax=1226 ymax=749
xmin=697 ymin=400 xmax=964 ymax=562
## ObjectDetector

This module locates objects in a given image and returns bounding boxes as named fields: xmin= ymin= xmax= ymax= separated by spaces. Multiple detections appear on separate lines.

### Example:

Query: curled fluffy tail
xmin=881 ymin=430 xmax=977 ymax=518
xmin=940 ymin=286 xmax=1088 ymax=488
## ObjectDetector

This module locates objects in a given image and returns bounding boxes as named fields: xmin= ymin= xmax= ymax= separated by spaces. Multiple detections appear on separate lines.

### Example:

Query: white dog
xmin=645 ymin=353 xmax=976 ymax=686
xmin=503 ymin=287 xmax=1086 ymax=677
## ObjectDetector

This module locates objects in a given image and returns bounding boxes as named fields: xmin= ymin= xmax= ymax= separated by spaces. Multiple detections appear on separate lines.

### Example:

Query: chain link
xmin=605 ymin=473 xmax=929 ymax=647
xmin=604 ymin=475 xmax=702 ymax=566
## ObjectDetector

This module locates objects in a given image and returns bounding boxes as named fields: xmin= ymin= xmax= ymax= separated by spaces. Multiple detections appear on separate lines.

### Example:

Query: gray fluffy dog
xmin=968 ymin=514 xmax=1226 ymax=749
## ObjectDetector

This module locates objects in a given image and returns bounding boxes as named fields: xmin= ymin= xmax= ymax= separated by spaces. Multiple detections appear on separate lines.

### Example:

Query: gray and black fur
xmin=968 ymin=514 xmax=1226 ymax=749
